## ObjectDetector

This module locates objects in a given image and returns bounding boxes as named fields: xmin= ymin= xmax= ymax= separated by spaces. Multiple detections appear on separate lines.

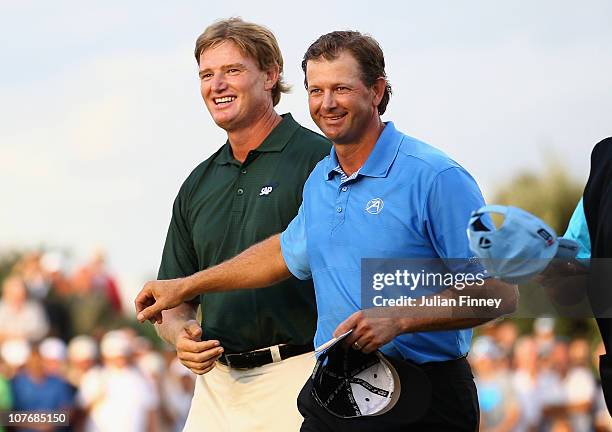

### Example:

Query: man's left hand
xmin=333 ymin=311 xmax=403 ymax=354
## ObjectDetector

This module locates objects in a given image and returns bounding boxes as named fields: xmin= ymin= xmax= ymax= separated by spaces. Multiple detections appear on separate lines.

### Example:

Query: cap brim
xmin=315 ymin=329 xmax=353 ymax=356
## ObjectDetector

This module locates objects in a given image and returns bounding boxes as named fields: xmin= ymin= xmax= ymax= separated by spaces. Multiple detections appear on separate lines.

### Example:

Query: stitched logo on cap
xmin=537 ymin=228 xmax=554 ymax=246
xmin=479 ymin=237 xmax=492 ymax=249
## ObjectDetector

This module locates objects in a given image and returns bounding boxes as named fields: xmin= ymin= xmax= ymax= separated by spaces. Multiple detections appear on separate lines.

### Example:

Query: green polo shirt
xmin=158 ymin=113 xmax=331 ymax=353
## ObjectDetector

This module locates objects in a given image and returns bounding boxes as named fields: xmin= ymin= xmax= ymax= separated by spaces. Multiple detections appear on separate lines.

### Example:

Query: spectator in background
xmin=67 ymin=266 xmax=113 ymax=338
xmin=534 ymin=317 xmax=557 ymax=358
xmin=0 ymin=339 xmax=31 ymax=379
xmin=38 ymin=251 xmax=74 ymax=341
xmin=471 ymin=336 xmax=520 ymax=431
xmin=0 ymin=370 xmax=11 ymax=432
xmin=0 ymin=275 xmax=49 ymax=343
xmin=512 ymin=336 xmax=542 ymax=431
xmin=549 ymin=418 xmax=573 ymax=432
xmin=40 ymin=251 xmax=72 ymax=297
xmin=66 ymin=335 xmax=98 ymax=388
xmin=566 ymin=338 xmax=597 ymax=430
xmin=165 ymin=359 xmax=195 ymax=432
xmin=40 ymin=337 xmax=69 ymax=379
xmin=494 ymin=320 xmax=519 ymax=370
xmin=138 ymin=350 xmax=175 ymax=431
xmin=16 ymin=252 xmax=50 ymax=300
xmin=11 ymin=251 xmax=74 ymax=341
xmin=66 ymin=335 xmax=100 ymax=432
xmin=39 ymin=335 xmax=79 ymax=428
xmin=10 ymin=344 xmax=75 ymax=431
xmin=538 ymin=339 xmax=595 ymax=432
xmin=132 ymin=335 xmax=155 ymax=361
xmin=77 ymin=330 xmax=158 ymax=432
xmin=538 ymin=341 xmax=572 ymax=430
xmin=87 ymin=249 xmax=122 ymax=312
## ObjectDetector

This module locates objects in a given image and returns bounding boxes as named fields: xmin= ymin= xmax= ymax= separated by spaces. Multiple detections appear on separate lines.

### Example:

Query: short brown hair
xmin=302 ymin=31 xmax=392 ymax=115
xmin=195 ymin=18 xmax=289 ymax=106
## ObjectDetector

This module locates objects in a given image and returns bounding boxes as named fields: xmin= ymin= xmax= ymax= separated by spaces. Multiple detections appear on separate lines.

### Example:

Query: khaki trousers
xmin=183 ymin=351 xmax=315 ymax=432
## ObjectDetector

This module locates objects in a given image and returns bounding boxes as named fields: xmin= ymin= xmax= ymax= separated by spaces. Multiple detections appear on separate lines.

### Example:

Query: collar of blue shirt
xmin=324 ymin=121 xmax=403 ymax=181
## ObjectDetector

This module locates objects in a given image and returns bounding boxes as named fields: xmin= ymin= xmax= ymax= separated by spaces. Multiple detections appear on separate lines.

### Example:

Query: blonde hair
xmin=195 ymin=18 xmax=289 ymax=106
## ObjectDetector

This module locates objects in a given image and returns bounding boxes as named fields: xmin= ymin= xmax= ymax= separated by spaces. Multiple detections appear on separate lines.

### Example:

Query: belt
xmin=419 ymin=355 xmax=470 ymax=372
xmin=218 ymin=343 xmax=313 ymax=369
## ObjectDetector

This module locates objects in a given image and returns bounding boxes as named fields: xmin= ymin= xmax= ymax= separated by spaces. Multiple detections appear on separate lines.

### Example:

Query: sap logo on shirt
xmin=260 ymin=187 xmax=273 ymax=196
xmin=259 ymin=183 xmax=278 ymax=197
xmin=365 ymin=198 xmax=384 ymax=215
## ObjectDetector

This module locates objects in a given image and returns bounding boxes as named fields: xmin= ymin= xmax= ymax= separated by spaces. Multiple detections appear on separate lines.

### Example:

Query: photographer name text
xmin=372 ymin=294 xmax=502 ymax=309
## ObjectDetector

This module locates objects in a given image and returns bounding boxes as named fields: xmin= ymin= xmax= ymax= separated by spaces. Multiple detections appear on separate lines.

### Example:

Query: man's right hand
xmin=176 ymin=320 xmax=224 ymax=375
xmin=135 ymin=278 xmax=193 ymax=324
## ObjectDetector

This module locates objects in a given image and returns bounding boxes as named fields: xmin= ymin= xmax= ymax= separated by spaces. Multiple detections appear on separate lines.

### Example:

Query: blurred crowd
xmin=0 ymin=252 xmax=193 ymax=432
xmin=1 ymin=250 xmax=122 ymax=343
xmin=3 ymin=251 xmax=612 ymax=431
xmin=472 ymin=318 xmax=612 ymax=432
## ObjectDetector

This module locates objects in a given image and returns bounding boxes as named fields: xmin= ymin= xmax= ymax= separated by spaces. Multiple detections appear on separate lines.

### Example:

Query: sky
xmin=1 ymin=0 xmax=611 ymax=304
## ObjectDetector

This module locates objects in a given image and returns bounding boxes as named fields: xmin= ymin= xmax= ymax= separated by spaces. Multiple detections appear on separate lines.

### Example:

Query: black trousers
xmin=298 ymin=356 xmax=479 ymax=432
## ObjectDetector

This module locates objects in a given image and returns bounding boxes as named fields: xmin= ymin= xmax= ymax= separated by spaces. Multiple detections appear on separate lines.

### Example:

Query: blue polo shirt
xmin=11 ymin=372 xmax=74 ymax=411
xmin=281 ymin=122 xmax=488 ymax=364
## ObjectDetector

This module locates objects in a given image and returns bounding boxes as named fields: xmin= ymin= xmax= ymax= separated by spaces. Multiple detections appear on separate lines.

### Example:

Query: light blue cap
xmin=467 ymin=205 xmax=578 ymax=283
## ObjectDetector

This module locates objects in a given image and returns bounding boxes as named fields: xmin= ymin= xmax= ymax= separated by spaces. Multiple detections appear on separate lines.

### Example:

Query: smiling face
xmin=306 ymin=51 xmax=383 ymax=146
xmin=199 ymin=41 xmax=277 ymax=132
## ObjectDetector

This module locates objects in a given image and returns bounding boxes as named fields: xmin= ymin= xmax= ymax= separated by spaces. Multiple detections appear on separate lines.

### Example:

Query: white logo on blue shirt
xmin=365 ymin=198 xmax=384 ymax=214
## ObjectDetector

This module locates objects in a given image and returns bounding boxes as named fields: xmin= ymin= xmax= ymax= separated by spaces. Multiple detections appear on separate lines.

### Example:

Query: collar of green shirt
xmin=214 ymin=113 xmax=300 ymax=166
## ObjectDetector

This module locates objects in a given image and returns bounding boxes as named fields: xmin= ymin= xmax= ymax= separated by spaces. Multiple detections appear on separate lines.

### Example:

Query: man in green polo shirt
xmin=152 ymin=18 xmax=330 ymax=432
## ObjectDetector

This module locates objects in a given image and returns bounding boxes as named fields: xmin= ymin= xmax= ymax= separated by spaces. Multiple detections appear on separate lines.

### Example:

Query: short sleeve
xmin=280 ymin=203 xmax=311 ymax=280
xmin=424 ymin=167 xmax=488 ymax=271
xmin=157 ymin=189 xmax=200 ymax=303
xmin=563 ymin=198 xmax=592 ymax=259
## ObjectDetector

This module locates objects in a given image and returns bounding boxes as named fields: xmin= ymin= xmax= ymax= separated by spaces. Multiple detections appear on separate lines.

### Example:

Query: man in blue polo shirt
xmin=136 ymin=30 xmax=518 ymax=430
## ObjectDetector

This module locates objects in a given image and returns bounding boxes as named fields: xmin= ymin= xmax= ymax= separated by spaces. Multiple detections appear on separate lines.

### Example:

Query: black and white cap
xmin=311 ymin=330 xmax=431 ymax=420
